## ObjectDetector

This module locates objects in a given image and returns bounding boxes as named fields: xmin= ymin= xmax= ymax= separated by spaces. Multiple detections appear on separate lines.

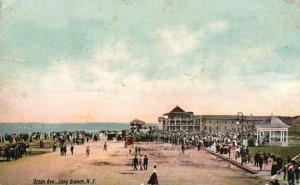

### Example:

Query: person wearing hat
xmin=287 ymin=164 xmax=295 ymax=185
xmin=103 ymin=142 xmax=108 ymax=152
xmin=294 ymin=163 xmax=299 ymax=183
xmin=86 ymin=146 xmax=90 ymax=157
xmin=143 ymin=155 xmax=148 ymax=170
xmin=133 ymin=155 xmax=138 ymax=171
xmin=258 ymin=153 xmax=264 ymax=171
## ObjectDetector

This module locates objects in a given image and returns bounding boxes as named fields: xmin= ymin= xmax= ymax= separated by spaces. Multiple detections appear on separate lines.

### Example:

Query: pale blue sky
xmin=0 ymin=0 xmax=299 ymax=122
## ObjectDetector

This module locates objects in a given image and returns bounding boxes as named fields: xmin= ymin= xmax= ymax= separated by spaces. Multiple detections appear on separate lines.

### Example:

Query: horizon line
xmin=0 ymin=122 xmax=158 ymax=124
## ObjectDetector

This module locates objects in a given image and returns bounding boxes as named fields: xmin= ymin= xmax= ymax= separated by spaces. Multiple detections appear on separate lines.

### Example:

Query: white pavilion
xmin=255 ymin=116 xmax=290 ymax=146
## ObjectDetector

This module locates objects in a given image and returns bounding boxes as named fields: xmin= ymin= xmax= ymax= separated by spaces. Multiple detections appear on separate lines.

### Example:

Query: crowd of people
xmin=129 ymin=146 xmax=156 ymax=185
xmin=1 ymin=128 xmax=299 ymax=185
xmin=130 ymin=146 xmax=148 ymax=170
xmin=128 ymin=129 xmax=300 ymax=185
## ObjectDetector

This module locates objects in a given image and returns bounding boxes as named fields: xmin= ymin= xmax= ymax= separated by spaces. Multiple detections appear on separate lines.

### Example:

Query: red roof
xmin=163 ymin=106 xmax=186 ymax=116
xmin=170 ymin=106 xmax=185 ymax=113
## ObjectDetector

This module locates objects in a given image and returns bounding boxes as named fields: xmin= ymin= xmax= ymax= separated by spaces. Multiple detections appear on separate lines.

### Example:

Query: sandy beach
xmin=0 ymin=136 xmax=267 ymax=185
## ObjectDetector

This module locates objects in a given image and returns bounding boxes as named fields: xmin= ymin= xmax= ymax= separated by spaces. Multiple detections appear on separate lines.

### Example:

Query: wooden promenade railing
xmin=203 ymin=147 xmax=258 ymax=174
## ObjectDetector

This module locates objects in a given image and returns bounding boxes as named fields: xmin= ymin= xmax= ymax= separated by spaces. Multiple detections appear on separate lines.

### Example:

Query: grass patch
xmin=248 ymin=146 xmax=300 ymax=160
xmin=289 ymin=125 xmax=300 ymax=136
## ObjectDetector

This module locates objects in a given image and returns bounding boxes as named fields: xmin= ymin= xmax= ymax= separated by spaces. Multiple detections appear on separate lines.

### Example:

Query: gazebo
xmin=255 ymin=116 xmax=290 ymax=146
xmin=130 ymin=119 xmax=145 ymax=129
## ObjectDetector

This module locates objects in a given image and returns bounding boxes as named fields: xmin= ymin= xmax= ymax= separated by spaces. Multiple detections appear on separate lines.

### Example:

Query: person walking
xmin=60 ymin=145 xmax=63 ymax=156
xmin=267 ymin=156 xmax=273 ymax=171
xmin=147 ymin=165 xmax=158 ymax=185
xmin=287 ymin=164 xmax=295 ymax=185
xmin=103 ymin=142 xmax=107 ymax=152
xmin=86 ymin=146 xmax=90 ymax=157
xmin=258 ymin=153 xmax=264 ymax=171
xmin=283 ymin=162 xmax=287 ymax=181
xmin=143 ymin=155 xmax=148 ymax=170
xmin=63 ymin=144 xmax=67 ymax=156
xmin=230 ymin=144 xmax=236 ymax=160
xmin=254 ymin=152 xmax=259 ymax=167
xmin=181 ymin=144 xmax=185 ymax=154
xmin=53 ymin=143 xmax=57 ymax=152
xmin=139 ymin=155 xmax=143 ymax=171
xmin=197 ymin=142 xmax=201 ymax=151
xmin=271 ymin=156 xmax=278 ymax=176
xmin=133 ymin=155 xmax=138 ymax=171
xmin=295 ymin=164 xmax=299 ymax=184
xmin=70 ymin=144 xmax=74 ymax=155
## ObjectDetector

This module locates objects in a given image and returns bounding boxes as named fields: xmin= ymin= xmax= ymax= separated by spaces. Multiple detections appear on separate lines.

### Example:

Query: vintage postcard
xmin=0 ymin=1 xmax=300 ymax=185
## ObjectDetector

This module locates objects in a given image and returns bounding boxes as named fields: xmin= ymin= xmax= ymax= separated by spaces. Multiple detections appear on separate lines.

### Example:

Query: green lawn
xmin=289 ymin=125 xmax=300 ymax=136
xmin=248 ymin=146 xmax=300 ymax=160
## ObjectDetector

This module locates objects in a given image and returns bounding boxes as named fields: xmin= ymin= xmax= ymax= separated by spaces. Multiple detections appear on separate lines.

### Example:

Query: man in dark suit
xmin=143 ymin=155 xmax=148 ymax=170
xmin=258 ymin=153 xmax=264 ymax=171
xmin=133 ymin=155 xmax=138 ymax=171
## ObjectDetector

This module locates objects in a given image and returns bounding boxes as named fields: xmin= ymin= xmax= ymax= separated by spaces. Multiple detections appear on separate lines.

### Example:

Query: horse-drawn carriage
xmin=124 ymin=136 xmax=134 ymax=148
xmin=0 ymin=142 xmax=29 ymax=161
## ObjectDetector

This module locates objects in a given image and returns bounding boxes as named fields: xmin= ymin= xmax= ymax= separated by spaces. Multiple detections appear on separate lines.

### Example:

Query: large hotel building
xmin=158 ymin=106 xmax=268 ymax=132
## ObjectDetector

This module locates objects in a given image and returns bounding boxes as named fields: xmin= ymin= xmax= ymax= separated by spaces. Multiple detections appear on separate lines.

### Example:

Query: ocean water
xmin=0 ymin=123 xmax=137 ymax=136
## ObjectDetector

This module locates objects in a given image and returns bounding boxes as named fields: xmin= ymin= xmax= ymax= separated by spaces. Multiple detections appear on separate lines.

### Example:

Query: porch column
xmin=256 ymin=129 xmax=258 ymax=143
xmin=269 ymin=131 xmax=271 ymax=143
xmin=280 ymin=130 xmax=283 ymax=142
xmin=193 ymin=118 xmax=195 ymax=131
xmin=286 ymin=131 xmax=288 ymax=143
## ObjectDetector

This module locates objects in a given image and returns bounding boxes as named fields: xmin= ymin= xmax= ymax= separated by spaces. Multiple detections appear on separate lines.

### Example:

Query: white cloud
xmin=232 ymin=45 xmax=273 ymax=61
xmin=2 ymin=62 xmax=300 ymax=122
xmin=157 ymin=21 xmax=229 ymax=56
xmin=198 ymin=21 xmax=228 ymax=38
xmin=157 ymin=26 xmax=197 ymax=55
xmin=94 ymin=41 xmax=130 ymax=62
xmin=38 ymin=62 xmax=76 ymax=92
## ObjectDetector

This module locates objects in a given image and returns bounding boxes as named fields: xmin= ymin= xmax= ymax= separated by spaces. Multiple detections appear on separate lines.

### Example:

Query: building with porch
xmin=158 ymin=106 xmax=270 ymax=132
xmin=255 ymin=116 xmax=289 ymax=146
xmin=158 ymin=106 xmax=201 ymax=131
